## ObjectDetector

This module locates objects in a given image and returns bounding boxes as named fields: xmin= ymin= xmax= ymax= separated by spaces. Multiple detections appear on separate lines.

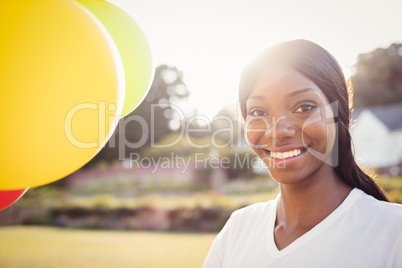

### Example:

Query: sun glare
xmin=113 ymin=0 xmax=402 ymax=120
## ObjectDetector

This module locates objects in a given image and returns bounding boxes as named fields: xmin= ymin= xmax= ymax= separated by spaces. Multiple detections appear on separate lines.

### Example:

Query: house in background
xmin=350 ymin=103 xmax=402 ymax=176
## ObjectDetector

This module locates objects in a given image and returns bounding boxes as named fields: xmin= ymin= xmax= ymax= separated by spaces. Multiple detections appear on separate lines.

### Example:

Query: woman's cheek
xmin=302 ymin=122 xmax=331 ymax=155
xmin=245 ymin=130 xmax=259 ymax=149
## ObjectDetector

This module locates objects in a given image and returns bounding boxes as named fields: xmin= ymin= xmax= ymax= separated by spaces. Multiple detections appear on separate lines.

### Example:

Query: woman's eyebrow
xmin=248 ymin=87 xmax=317 ymax=100
xmin=248 ymin=95 xmax=265 ymax=100
xmin=287 ymin=87 xmax=317 ymax=98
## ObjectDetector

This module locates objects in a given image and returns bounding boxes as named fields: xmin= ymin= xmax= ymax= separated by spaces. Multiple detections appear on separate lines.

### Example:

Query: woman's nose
xmin=265 ymin=116 xmax=296 ymax=141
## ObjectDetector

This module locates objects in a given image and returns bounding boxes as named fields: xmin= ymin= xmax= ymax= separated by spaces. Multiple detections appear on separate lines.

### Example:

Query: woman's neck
xmin=276 ymin=165 xmax=352 ymax=232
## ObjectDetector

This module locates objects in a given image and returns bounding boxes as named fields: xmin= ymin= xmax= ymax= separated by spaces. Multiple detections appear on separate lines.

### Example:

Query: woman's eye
xmin=295 ymin=104 xmax=316 ymax=113
xmin=248 ymin=109 xmax=267 ymax=117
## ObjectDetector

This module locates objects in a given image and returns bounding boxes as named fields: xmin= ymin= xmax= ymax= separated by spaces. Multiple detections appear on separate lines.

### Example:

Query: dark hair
xmin=239 ymin=39 xmax=389 ymax=202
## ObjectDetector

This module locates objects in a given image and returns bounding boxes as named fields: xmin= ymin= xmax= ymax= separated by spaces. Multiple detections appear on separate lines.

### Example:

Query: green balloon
xmin=77 ymin=0 xmax=154 ymax=116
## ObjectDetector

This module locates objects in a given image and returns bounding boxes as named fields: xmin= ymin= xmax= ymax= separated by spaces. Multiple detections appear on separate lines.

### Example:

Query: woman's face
xmin=245 ymin=66 xmax=337 ymax=185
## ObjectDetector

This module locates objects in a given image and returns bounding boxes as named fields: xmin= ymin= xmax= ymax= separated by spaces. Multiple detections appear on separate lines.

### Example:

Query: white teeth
xmin=269 ymin=149 xmax=302 ymax=159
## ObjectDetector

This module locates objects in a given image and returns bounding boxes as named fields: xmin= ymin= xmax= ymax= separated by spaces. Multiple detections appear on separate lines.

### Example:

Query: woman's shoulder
xmin=219 ymin=198 xmax=277 ymax=238
xmin=354 ymin=188 xmax=402 ymax=227
xmin=356 ymin=188 xmax=402 ymax=211
xmin=230 ymin=198 xmax=277 ymax=221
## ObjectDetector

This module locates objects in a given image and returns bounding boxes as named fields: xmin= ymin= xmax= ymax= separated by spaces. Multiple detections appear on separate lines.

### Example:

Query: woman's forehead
xmin=252 ymin=66 xmax=317 ymax=93
xmin=247 ymin=66 xmax=329 ymax=105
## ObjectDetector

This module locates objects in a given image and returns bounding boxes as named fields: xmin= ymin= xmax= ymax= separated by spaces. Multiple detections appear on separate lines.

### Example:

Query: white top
xmin=203 ymin=188 xmax=402 ymax=268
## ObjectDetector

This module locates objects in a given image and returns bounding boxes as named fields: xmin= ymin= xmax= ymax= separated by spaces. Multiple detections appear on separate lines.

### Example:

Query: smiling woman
xmin=203 ymin=40 xmax=402 ymax=268
xmin=244 ymin=66 xmax=339 ymax=186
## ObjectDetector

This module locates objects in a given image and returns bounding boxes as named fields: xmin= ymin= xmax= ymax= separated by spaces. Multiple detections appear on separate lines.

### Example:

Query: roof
xmin=352 ymin=102 xmax=402 ymax=130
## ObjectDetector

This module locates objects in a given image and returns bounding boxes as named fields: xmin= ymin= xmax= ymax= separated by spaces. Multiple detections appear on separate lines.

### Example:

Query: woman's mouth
xmin=269 ymin=148 xmax=302 ymax=159
xmin=262 ymin=146 xmax=309 ymax=161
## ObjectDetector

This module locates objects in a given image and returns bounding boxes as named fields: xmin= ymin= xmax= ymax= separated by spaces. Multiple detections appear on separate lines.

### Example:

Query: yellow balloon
xmin=0 ymin=0 xmax=125 ymax=189
xmin=77 ymin=0 xmax=154 ymax=117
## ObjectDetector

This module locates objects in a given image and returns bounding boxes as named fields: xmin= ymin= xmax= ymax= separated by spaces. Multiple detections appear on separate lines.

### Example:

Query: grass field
xmin=0 ymin=226 xmax=216 ymax=268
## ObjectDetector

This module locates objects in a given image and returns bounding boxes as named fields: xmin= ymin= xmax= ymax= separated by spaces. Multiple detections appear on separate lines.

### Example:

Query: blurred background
xmin=1 ymin=0 xmax=402 ymax=267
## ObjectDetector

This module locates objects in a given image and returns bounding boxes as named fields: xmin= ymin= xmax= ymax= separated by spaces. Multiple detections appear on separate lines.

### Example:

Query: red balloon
xmin=0 ymin=188 xmax=29 ymax=211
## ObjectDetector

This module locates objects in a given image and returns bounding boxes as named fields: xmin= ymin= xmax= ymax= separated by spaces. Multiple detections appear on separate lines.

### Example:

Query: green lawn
xmin=0 ymin=226 xmax=216 ymax=268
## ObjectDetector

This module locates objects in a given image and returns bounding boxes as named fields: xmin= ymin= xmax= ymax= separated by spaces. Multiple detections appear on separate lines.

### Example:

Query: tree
xmin=211 ymin=103 xmax=244 ymax=149
xmin=86 ymin=65 xmax=193 ymax=165
xmin=351 ymin=43 xmax=402 ymax=108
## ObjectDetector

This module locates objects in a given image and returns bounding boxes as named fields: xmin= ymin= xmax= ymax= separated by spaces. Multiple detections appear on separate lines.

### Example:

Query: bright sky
xmin=112 ymin=0 xmax=402 ymax=119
